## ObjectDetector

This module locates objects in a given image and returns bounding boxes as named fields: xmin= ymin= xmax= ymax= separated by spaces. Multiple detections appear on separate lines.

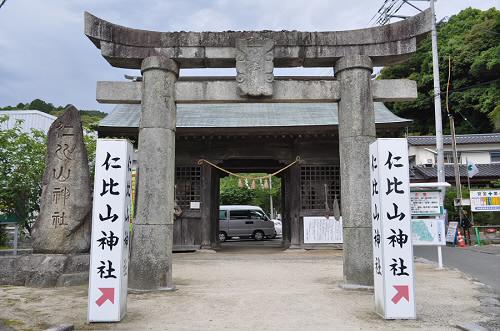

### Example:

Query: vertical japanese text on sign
xmin=88 ymin=139 xmax=133 ymax=323
xmin=370 ymin=138 xmax=416 ymax=320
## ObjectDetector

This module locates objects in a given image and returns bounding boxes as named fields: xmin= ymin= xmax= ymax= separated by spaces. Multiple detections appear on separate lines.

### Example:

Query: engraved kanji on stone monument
xmin=235 ymin=37 xmax=274 ymax=97
xmin=32 ymin=105 xmax=92 ymax=254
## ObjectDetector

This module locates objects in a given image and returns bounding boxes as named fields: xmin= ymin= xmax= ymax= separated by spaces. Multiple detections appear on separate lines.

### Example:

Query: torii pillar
xmin=335 ymin=55 xmax=376 ymax=287
xmin=129 ymin=56 xmax=178 ymax=291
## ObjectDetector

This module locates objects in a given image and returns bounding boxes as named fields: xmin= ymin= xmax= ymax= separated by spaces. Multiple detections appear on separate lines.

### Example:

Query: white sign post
xmin=88 ymin=139 xmax=133 ymax=322
xmin=370 ymin=138 xmax=416 ymax=320
xmin=409 ymin=182 xmax=450 ymax=269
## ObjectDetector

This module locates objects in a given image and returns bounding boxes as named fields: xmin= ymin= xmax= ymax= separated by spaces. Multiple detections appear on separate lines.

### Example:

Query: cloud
xmin=0 ymin=0 xmax=496 ymax=112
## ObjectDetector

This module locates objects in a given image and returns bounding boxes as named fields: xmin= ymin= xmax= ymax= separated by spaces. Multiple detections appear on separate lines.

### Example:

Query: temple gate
xmin=85 ymin=10 xmax=432 ymax=290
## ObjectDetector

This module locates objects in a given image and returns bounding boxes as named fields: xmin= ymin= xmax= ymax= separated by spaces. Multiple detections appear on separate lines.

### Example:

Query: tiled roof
xmin=407 ymin=133 xmax=500 ymax=146
xmin=412 ymin=164 xmax=500 ymax=180
xmin=99 ymin=102 xmax=411 ymax=129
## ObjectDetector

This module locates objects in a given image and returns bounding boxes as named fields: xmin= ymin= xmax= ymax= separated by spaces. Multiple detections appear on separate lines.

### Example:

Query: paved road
xmin=414 ymin=245 xmax=500 ymax=294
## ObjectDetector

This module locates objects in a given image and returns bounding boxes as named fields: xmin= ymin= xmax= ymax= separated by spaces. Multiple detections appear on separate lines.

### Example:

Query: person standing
xmin=460 ymin=210 xmax=472 ymax=245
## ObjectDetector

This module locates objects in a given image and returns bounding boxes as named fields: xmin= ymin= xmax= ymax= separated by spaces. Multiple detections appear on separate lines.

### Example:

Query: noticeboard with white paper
xmin=410 ymin=190 xmax=442 ymax=216
xmin=303 ymin=216 xmax=343 ymax=243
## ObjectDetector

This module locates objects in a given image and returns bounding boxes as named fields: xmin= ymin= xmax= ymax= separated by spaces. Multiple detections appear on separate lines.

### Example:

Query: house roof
xmin=411 ymin=164 xmax=500 ymax=181
xmin=0 ymin=110 xmax=57 ymax=121
xmin=99 ymin=102 xmax=411 ymax=133
xmin=0 ymin=110 xmax=57 ymax=134
xmin=407 ymin=133 xmax=500 ymax=146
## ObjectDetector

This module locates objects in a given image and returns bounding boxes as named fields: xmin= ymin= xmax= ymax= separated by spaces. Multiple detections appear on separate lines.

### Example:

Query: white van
xmin=219 ymin=205 xmax=276 ymax=242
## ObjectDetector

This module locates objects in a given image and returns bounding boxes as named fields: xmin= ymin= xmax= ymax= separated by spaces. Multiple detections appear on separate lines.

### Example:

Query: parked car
xmin=219 ymin=205 xmax=276 ymax=242
xmin=271 ymin=219 xmax=282 ymax=238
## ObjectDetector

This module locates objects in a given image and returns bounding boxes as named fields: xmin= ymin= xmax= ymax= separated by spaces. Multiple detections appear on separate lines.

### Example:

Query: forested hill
xmin=379 ymin=7 xmax=499 ymax=135
xmin=0 ymin=99 xmax=107 ymax=130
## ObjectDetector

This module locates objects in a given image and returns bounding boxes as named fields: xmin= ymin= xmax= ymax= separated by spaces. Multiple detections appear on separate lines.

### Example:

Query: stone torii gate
xmin=85 ymin=10 xmax=431 ymax=291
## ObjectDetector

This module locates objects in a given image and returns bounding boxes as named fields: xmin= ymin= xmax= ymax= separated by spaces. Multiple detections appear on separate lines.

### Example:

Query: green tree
xmin=219 ymin=174 xmax=281 ymax=216
xmin=250 ymin=176 xmax=281 ymax=217
xmin=80 ymin=111 xmax=108 ymax=131
xmin=220 ymin=176 xmax=256 ymax=205
xmin=84 ymin=130 xmax=97 ymax=179
xmin=380 ymin=7 xmax=500 ymax=134
xmin=0 ymin=113 xmax=98 ymax=241
xmin=0 ymin=99 xmax=108 ymax=129
xmin=27 ymin=99 xmax=58 ymax=114
xmin=0 ymin=116 xmax=47 ymax=235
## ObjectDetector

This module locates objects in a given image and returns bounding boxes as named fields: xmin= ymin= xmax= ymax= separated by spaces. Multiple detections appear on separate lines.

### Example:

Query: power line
xmin=477 ymin=29 xmax=500 ymax=36
xmin=0 ymin=0 xmax=7 ymax=10
xmin=448 ymin=78 xmax=500 ymax=93
xmin=391 ymin=78 xmax=498 ymax=132
xmin=398 ymin=78 xmax=500 ymax=105
xmin=371 ymin=0 xmax=425 ymax=26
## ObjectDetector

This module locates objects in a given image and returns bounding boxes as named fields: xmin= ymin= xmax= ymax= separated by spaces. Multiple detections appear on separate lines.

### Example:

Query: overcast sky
xmin=0 ymin=0 xmax=496 ymax=112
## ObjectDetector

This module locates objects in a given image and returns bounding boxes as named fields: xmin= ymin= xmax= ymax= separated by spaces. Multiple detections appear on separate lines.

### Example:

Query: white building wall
xmin=409 ymin=143 xmax=499 ymax=165
xmin=409 ymin=146 xmax=435 ymax=165
xmin=0 ymin=110 xmax=57 ymax=134
xmin=460 ymin=151 xmax=491 ymax=164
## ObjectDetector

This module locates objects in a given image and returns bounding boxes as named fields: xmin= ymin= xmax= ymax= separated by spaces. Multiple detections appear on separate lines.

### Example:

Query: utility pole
xmin=429 ymin=0 xmax=445 ymax=189
xmin=373 ymin=0 xmax=446 ymax=265
xmin=372 ymin=0 xmax=445 ymax=192
xmin=446 ymin=56 xmax=463 ymax=227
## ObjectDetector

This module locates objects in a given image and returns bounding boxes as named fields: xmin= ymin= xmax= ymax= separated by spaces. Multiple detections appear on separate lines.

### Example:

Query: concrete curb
xmin=456 ymin=322 xmax=490 ymax=331
xmin=283 ymin=248 xmax=307 ymax=253
xmin=128 ymin=286 xmax=177 ymax=294
xmin=196 ymin=249 xmax=217 ymax=254
xmin=339 ymin=283 xmax=374 ymax=292
xmin=44 ymin=324 xmax=74 ymax=331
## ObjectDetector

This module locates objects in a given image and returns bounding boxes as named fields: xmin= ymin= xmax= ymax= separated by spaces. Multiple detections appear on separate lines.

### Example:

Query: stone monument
xmin=0 ymin=105 xmax=92 ymax=287
xmin=32 ymin=105 xmax=92 ymax=253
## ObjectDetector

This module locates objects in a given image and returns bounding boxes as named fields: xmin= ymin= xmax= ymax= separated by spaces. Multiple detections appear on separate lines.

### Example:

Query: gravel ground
xmin=0 ymin=248 xmax=491 ymax=330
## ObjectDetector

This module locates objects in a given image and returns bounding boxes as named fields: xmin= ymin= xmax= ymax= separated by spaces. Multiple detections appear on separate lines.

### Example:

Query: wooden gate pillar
xmin=288 ymin=164 xmax=302 ymax=249
xmin=200 ymin=163 xmax=219 ymax=249
xmin=281 ymin=173 xmax=290 ymax=247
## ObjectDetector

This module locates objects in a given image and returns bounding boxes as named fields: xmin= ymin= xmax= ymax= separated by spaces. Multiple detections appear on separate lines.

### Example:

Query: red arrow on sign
xmin=96 ymin=288 xmax=115 ymax=307
xmin=391 ymin=285 xmax=410 ymax=304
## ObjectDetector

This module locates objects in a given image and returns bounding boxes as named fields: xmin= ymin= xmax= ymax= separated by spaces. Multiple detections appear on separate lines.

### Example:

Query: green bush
xmin=0 ymin=116 xmax=46 ymax=234
xmin=219 ymin=174 xmax=281 ymax=217
xmin=0 ymin=225 xmax=8 ymax=246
